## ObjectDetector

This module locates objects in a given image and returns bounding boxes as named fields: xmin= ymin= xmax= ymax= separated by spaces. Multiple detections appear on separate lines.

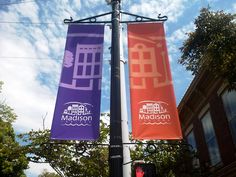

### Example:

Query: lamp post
xmin=109 ymin=0 xmax=123 ymax=177
xmin=63 ymin=1 xmax=168 ymax=175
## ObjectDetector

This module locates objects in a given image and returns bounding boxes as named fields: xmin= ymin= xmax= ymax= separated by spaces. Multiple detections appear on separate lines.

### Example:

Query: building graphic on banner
xmin=129 ymin=36 xmax=172 ymax=89
xmin=138 ymin=101 xmax=171 ymax=125
xmin=61 ymin=102 xmax=93 ymax=127
xmin=60 ymin=42 xmax=103 ymax=91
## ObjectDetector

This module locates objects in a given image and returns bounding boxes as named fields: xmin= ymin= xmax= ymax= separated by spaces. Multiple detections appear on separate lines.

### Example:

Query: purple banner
xmin=51 ymin=24 xmax=104 ymax=140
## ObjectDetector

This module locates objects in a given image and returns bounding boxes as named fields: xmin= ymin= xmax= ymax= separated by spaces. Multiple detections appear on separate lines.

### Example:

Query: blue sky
xmin=0 ymin=0 xmax=235 ymax=176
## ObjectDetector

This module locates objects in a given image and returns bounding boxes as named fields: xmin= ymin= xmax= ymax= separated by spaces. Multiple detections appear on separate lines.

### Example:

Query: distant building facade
xmin=178 ymin=69 xmax=236 ymax=177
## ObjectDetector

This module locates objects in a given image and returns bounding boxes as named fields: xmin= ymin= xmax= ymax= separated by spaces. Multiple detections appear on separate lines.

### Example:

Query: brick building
xmin=178 ymin=69 xmax=236 ymax=177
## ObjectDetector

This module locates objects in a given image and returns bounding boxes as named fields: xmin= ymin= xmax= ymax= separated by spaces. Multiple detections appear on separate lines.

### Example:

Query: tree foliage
xmin=130 ymin=140 xmax=199 ymax=177
xmin=179 ymin=8 xmax=236 ymax=88
xmin=38 ymin=169 xmax=60 ymax=177
xmin=19 ymin=121 xmax=109 ymax=177
xmin=19 ymin=117 xmax=198 ymax=177
xmin=0 ymin=82 xmax=28 ymax=177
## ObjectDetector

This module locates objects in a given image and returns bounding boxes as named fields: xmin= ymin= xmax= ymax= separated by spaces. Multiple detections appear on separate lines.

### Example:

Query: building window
xmin=222 ymin=90 xmax=236 ymax=144
xmin=187 ymin=130 xmax=200 ymax=168
xmin=201 ymin=111 xmax=221 ymax=166
xmin=187 ymin=130 xmax=197 ymax=152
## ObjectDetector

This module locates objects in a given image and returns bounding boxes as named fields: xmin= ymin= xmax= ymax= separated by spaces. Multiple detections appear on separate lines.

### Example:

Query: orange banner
xmin=128 ymin=23 xmax=182 ymax=140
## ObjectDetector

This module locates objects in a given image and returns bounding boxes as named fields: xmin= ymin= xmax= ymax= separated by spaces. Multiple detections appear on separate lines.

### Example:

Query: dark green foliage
xmin=0 ymin=82 xmax=28 ymax=177
xmin=19 ymin=112 xmax=198 ymax=177
xmin=179 ymin=8 xmax=236 ymax=88
xmin=38 ymin=169 xmax=60 ymax=177
xmin=130 ymin=140 xmax=200 ymax=177
xmin=19 ymin=121 xmax=110 ymax=177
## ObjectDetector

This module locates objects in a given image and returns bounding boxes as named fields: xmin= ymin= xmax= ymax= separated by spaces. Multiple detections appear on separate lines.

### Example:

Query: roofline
xmin=177 ymin=69 xmax=207 ymax=112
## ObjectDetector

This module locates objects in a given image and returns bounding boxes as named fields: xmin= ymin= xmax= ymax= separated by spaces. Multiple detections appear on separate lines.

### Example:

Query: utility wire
xmin=0 ymin=56 xmax=62 ymax=61
xmin=0 ymin=0 xmax=39 ymax=6
xmin=0 ymin=21 xmax=65 ymax=25
xmin=0 ymin=1 xmax=64 ymax=25
xmin=0 ymin=57 xmax=111 ymax=62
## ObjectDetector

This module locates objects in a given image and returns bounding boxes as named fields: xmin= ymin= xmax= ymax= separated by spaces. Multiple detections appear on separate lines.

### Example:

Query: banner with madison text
xmin=51 ymin=24 xmax=104 ymax=140
xmin=128 ymin=23 xmax=182 ymax=140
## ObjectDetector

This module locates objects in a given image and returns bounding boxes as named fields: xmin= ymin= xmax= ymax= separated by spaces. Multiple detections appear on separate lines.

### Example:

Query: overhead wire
xmin=0 ymin=0 xmax=64 ymax=25
xmin=0 ymin=56 xmax=111 ymax=62
xmin=0 ymin=56 xmax=62 ymax=61
xmin=0 ymin=21 xmax=65 ymax=25
xmin=0 ymin=1 xmax=111 ymax=62
xmin=0 ymin=0 xmax=39 ymax=6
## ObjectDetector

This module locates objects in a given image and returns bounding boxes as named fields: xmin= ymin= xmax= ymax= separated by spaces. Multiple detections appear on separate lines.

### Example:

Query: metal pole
xmin=120 ymin=27 xmax=131 ymax=177
xmin=109 ymin=0 xmax=123 ymax=177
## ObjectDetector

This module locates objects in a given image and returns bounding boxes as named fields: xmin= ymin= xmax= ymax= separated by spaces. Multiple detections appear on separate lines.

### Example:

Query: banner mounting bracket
xmin=64 ymin=11 xmax=167 ymax=24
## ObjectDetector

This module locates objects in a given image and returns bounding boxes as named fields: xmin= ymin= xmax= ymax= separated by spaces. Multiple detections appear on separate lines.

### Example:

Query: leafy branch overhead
xmin=179 ymin=8 xmax=236 ymax=88
xmin=18 ymin=124 xmax=198 ymax=177
xmin=0 ymin=82 xmax=28 ymax=177
xmin=18 ymin=121 xmax=110 ymax=177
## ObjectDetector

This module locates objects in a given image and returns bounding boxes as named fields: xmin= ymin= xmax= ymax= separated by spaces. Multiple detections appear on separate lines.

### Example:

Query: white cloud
xmin=83 ymin=0 xmax=108 ymax=8
xmin=25 ymin=162 xmax=55 ymax=177
xmin=169 ymin=22 xmax=194 ymax=41
xmin=129 ymin=0 xmax=188 ymax=22
xmin=101 ymin=111 xmax=110 ymax=125
xmin=33 ymin=31 xmax=50 ymax=56
xmin=233 ymin=3 xmax=236 ymax=13
xmin=14 ymin=2 xmax=40 ymax=22
xmin=167 ymin=22 xmax=195 ymax=53
xmin=0 ymin=33 xmax=58 ymax=132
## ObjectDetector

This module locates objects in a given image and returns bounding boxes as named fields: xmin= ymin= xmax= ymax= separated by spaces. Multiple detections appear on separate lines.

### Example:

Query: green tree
xmin=20 ymin=117 xmax=198 ymax=177
xmin=130 ymin=140 xmax=199 ymax=177
xmin=38 ymin=169 xmax=60 ymax=177
xmin=0 ymin=82 xmax=29 ymax=177
xmin=179 ymin=8 xmax=236 ymax=88
xmin=19 ymin=120 xmax=109 ymax=177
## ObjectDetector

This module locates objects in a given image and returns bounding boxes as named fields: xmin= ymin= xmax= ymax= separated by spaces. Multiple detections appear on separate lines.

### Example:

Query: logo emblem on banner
xmin=138 ymin=101 xmax=171 ymax=125
xmin=61 ymin=102 xmax=93 ymax=127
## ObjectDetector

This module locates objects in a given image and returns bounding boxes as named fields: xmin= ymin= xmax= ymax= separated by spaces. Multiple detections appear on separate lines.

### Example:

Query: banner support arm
xmin=64 ymin=12 xmax=167 ymax=24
